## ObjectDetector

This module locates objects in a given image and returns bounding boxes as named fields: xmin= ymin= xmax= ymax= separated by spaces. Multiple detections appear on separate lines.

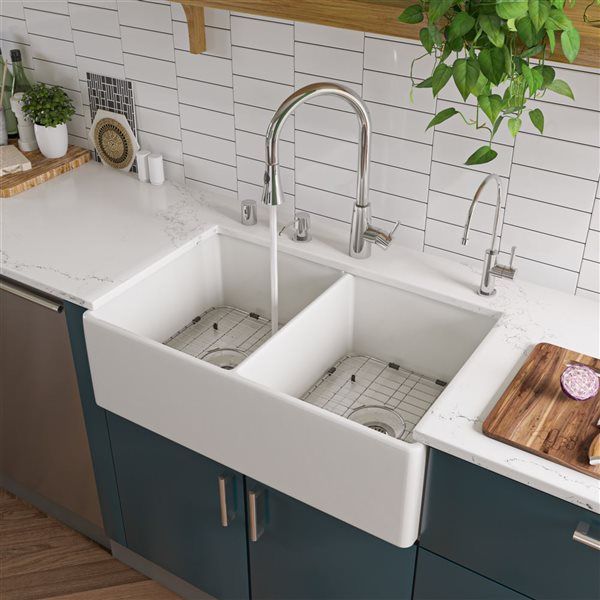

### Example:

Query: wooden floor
xmin=0 ymin=489 xmax=181 ymax=600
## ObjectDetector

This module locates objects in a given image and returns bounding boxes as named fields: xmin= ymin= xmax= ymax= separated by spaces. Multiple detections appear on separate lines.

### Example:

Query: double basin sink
xmin=84 ymin=231 xmax=498 ymax=548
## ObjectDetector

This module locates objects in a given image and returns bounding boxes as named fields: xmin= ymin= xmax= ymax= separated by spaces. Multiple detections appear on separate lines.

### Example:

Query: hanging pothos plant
xmin=399 ymin=0 xmax=597 ymax=165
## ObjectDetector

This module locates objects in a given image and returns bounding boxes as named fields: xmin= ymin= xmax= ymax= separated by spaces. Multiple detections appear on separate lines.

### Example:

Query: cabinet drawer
xmin=414 ymin=549 xmax=528 ymax=600
xmin=420 ymin=450 xmax=600 ymax=600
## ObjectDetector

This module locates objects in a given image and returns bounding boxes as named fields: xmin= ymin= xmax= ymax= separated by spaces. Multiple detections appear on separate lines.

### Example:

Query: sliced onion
xmin=560 ymin=364 xmax=599 ymax=401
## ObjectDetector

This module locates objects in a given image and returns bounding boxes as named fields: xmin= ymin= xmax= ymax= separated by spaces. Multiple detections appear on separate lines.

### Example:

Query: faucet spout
xmin=262 ymin=82 xmax=393 ymax=258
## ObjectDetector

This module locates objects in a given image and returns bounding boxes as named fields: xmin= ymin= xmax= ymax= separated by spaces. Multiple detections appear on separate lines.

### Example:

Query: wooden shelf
xmin=172 ymin=0 xmax=599 ymax=68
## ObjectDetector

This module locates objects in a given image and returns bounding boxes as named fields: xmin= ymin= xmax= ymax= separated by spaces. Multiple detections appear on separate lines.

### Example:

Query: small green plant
xmin=21 ymin=83 xmax=75 ymax=128
xmin=399 ymin=0 xmax=596 ymax=165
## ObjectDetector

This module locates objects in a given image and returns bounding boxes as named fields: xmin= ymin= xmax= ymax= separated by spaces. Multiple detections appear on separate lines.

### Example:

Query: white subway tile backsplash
xmin=363 ymin=69 xmax=435 ymax=113
xmin=432 ymin=132 xmax=512 ymax=177
xmin=69 ymin=3 xmax=120 ymax=37
xmin=578 ymin=260 xmax=600 ymax=293
xmin=296 ymin=131 xmax=357 ymax=171
xmin=501 ymin=224 xmax=584 ymax=271
xmin=181 ymin=104 xmax=235 ymax=140
xmin=372 ymin=133 xmax=432 ymax=175
xmin=513 ymin=133 xmax=600 ymax=181
xmin=20 ymin=7 xmax=599 ymax=298
xmin=295 ymin=22 xmax=364 ymax=51
xmin=576 ymin=287 xmax=599 ymax=300
xmin=231 ymin=15 xmax=292 ymax=54
xmin=508 ymin=164 xmax=597 ymax=212
xmin=124 ymin=53 xmax=175 ymax=87
xmin=182 ymin=130 xmax=236 ymax=166
xmin=136 ymin=106 xmax=181 ymax=140
xmin=504 ymin=195 xmax=590 ymax=243
xmin=232 ymin=46 xmax=293 ymax=85
xmin=296 ymin=42 xmax=363 ymax=84
xmin=118 ymin=0 xmax=172 ymax=33
xmin=178 ymin=78 xmax=234 ymax=114
xmin=72 ymin=30 xmax=123 ymax=63
xmin=184 ymin=154 xmax=237 ymax=191
xmin=233 ymin=75 xmax=292 ymax=111
xmin=364 ymin=37 xmax=434 ymax=80
xmin=234 ymin=103 xmax=294 ymax=142
xmin=121 ymin=26 xmax=174 ymax=62
xmin=24 ymin=7 xmax=72 ymax=40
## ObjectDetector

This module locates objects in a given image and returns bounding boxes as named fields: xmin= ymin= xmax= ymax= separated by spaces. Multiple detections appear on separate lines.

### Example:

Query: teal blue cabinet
xmin=107 ymin=414 xmax=249 ymax=600
xmin=246 ymin=479 xmax=416 ymax=600
xmin=414 ymin=548 xmax=529 ymax=600
xmin=420 ymin=450 xmax=600 ymax=600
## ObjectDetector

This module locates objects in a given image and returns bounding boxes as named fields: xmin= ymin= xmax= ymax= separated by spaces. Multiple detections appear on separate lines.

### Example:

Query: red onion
xmin=560 ymin=364 xmax=599 ymax=401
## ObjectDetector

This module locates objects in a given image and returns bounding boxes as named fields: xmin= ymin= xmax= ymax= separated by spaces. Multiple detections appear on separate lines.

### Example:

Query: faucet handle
xmin=508 ymin=245 xmax=517 ymax=269
xmin=491 ymin=245 xmax=517 ymax=280
xmin=293 ymin=211 xmax=312 ymax=242
xmin=363 ymin=221 xmax=399 ymax=250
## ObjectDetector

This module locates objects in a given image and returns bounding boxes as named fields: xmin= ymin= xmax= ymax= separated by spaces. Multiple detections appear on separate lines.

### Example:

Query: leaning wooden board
xmin=0 ymin=144 xmax=91 ymax=198
xmin=484 ymin=343 xmax=600 ymax=479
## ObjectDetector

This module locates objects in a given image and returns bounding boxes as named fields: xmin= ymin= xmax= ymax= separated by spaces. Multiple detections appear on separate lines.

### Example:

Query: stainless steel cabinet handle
xmin=0 ymin=280 xmax=63 ymax=313
xmin=248 ymin=490 xmax=264 ymax=542
xmin=217 ymin=475 xmax=232 ymax=527
xmin=573 ymin=522 xmax=600 ymax=551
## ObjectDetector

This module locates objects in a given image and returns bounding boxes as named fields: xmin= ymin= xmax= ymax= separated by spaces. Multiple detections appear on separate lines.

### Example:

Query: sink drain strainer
xmin=348 ymin=405 xmax=406 ymax=439
xmin=201 ymin=348 xmax=247 ymax=370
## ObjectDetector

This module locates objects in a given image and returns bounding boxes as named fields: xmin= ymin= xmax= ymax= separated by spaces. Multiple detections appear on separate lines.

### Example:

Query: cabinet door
xmin=108 ymin=414 xmax=249 ymax=600
xmin=246 ymin=480 xmax=416 ymax=600
xmin=414 ymin=549 xmax=529 ymax=600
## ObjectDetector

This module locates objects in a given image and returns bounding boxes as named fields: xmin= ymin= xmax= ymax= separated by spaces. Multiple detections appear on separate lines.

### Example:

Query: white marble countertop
xmin=2 ymin=162 xmax=599 ymax=513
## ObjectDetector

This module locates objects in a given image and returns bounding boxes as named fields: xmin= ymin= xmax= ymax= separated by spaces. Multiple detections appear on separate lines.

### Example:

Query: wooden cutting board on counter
xmin=1 ymin=144 xmax=91 ymax=198
xmin=483 ymin=343 xmax=600 ymax=479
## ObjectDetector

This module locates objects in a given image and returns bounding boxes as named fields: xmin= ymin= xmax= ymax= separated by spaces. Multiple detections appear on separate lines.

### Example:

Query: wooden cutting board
xmin=1 ymin=144 xmax=91 ymax=198
xmin=483 ymin=343 xmax=600 ymax=479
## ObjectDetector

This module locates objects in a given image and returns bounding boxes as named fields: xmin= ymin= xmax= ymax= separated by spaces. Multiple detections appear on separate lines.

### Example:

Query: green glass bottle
xmin=10 ymin=49 xmax=32 ymax=94
xmin=0 ymin=50 xmax=18 ymax=136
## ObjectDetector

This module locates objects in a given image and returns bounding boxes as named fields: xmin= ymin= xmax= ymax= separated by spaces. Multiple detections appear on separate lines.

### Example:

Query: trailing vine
xmin=399 ymin=0 xmax=598 ymax=164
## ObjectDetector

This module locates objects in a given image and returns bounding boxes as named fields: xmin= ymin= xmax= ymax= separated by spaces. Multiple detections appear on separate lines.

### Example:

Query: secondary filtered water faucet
xmin=462 ymin=174 xmax=517 ymax=296
xmin=262 ymin=82 xmax=397 ymax=259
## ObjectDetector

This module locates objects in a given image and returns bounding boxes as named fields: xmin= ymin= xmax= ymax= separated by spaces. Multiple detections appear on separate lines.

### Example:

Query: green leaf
xmin=432 ymin=63 xmax=453 ymax=96
xmin=478 ymin=94 xmax=504 ymax=123
xmin=496 ymin=0 xmax=528 ymax=19
xmin=398 ymin=4 xmax=424 ymax=24
xmin=522 ymin=63 xmax=544 ymax=94
xmin=520 ymin=43 xmax=545 ymax=58
xmin=561 ymin=27 xmax=580 ymax=62
xmin=537 ymin=64 xmax=555 ymax=87
xmin=453 ymin=58 xmax=481 ymax=101
xmin=528 ymin=0 xmax=551 ymax=30
xmin=547 ymin=28 xmax=556 ymax=52
xmin=551 ymin=0 xmax=565 ymax=7
xmin=547 ymin=78 xmax=574 ymax=99
xmin=507 ymin=17 xmax=518 ymax=31
xmin=546 ymin=7 xmax=573 ymax=29
xmin=479 ymin=14 xmax=505 ymax=47
xmin=466 ymin=146 xmax=498 ymax=165
xmin=471 ymin=70 xmax=490 ymax=96
xmin=447 ymin=12 xmax=476 ymax=40
xmin=478 ymin=47 xmax=506 ymax=85
xmin=419 ymin=27 xmax=434 ymax=53
xmin=492 ymin=116 xmax=504 ymax=136
xmin=508 ymin=116 xmax=522 ymax=137
xmin=427 ymin=107 xmax=459 ymax=130
xmin=416 ymin=76 xmax=433 ymax=88
xmin=517 ymin=16 xmax=543 ymax=47
xmin=529 ymin=108 xmax=544 ymax=133
xmin=429 ymin=0 xmax=456 ymax=21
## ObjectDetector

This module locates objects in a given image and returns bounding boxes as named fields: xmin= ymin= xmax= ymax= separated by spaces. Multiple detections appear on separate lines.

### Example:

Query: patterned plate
xmin=92 ymin=117 xmax=135 ymax=170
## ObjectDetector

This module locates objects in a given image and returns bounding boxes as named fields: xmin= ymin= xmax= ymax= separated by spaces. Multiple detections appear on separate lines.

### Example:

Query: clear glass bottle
xmin=10 ymin=49 xmax=33 ymax=94
xmin=0 ymin=49 xmax=18 ymax=136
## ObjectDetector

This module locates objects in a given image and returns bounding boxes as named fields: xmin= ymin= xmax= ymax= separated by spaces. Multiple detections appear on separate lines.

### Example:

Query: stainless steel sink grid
xmin=164 ymin=306 xmax=274 ymax=365
xmin=301 ymin=355 xmax=446 ymax=441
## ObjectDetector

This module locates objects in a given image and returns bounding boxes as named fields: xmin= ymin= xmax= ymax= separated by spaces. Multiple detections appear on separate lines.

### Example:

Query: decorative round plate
xmin=92 ymin=117 xmax=135 ymax=170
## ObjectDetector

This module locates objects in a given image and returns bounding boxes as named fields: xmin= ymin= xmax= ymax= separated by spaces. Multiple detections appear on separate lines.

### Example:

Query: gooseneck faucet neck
xmin=262 ymin=82 xmax=371 ymax=209
xmin=462 ymin=173 xmax=503 ymax=252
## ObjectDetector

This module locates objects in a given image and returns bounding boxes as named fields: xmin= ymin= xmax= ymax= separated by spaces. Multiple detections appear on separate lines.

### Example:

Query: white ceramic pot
xmin=34 ymin=122 xmax=68 ymax=159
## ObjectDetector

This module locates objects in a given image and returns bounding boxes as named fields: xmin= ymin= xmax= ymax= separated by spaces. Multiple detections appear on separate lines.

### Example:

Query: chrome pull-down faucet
xmin=262 ymin=82 xmax=396 ymax=259
xmin=462 ymin=174 xmax=517 ymax=296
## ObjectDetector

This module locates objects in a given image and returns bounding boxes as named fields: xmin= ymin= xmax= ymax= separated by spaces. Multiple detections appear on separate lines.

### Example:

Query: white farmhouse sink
xmin=84 ymin=231 xmax=498 ymax=548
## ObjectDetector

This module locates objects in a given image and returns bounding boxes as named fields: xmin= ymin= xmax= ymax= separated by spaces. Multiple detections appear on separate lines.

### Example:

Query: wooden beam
xmin=173 ymin=0 xmax=599 ymax=68
xmin=182 ymin=4 xmax=206 ymax=54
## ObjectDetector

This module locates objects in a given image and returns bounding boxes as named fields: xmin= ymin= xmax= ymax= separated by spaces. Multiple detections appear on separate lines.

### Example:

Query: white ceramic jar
xmin=34 ymin=122 xmax=68 ymax=159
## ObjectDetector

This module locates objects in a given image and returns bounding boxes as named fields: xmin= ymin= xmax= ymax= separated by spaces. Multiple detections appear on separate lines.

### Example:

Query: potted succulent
xmin=21 ymin=83 xmax=75 ymax=159
xmin=398 ymin=0 xmax=596 ymax=164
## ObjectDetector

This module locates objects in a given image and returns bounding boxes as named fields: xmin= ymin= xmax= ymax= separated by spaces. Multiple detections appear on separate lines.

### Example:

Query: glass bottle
xmin=10 ymin=49 xmax=33 ymax=94
xmin=0 ymin=50 xmax=18 ymax=136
